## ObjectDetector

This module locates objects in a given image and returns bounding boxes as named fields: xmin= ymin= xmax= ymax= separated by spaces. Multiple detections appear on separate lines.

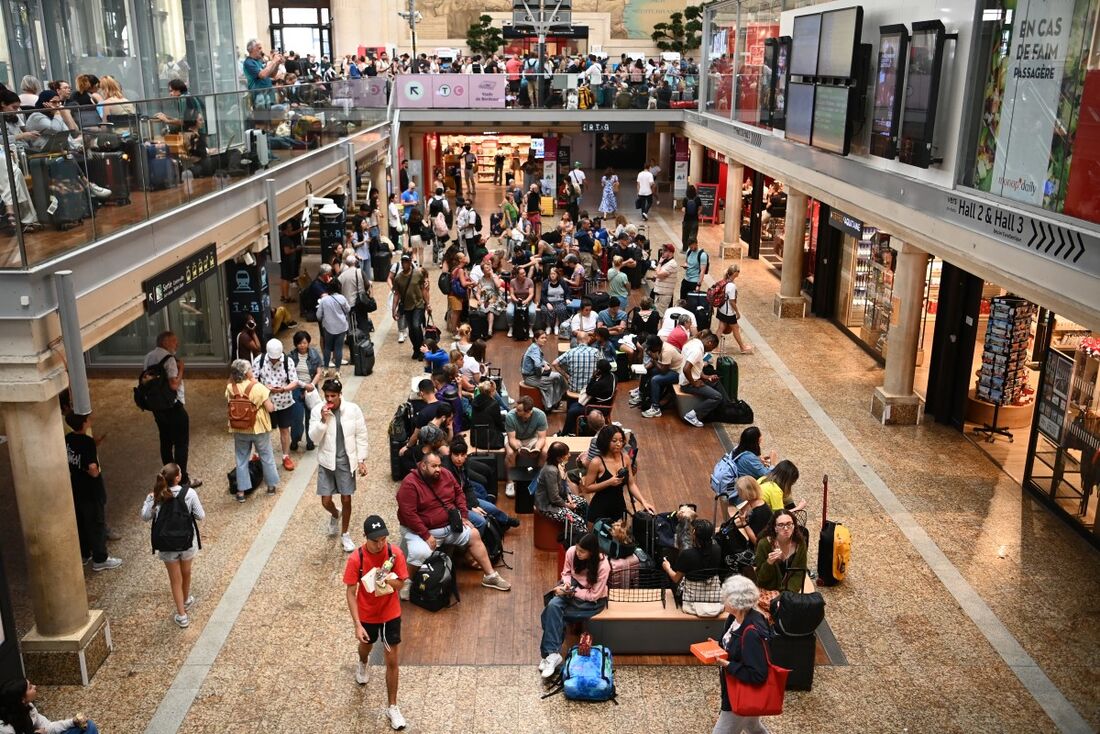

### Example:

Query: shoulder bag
xmin=722 ymin=624 xmax=790 ymax=716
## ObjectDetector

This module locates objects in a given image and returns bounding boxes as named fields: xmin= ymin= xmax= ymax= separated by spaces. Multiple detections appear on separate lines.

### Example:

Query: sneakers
xmin=629 ymin=397 xmax=644 ymax=408
xmin=642 ymin=407 xmax=662 ymax=418
xmin=387 ymin=705 xmax=407 ymax=730
xmin=482 ymin=572 xmax=512 ymax=591
xmin=327 ymin=514 xmax=340 ymax=537
xmin=91 ymin=557 xmax=122 ymax=572
xmin=282 ymin=455 xmax=296 ymax=471
xmin=355 ymin=661 xmax=370 ymax=685
xmin=173 ymin=613 xmax=190 ymax=628
xmin=683 ymin=410 xmax=705 ymax=428
xmin=397 ymin=331 xmax=407 ymax=343
xmin=290 ymin=440 xmax=299 ymax=452
xmin=184 ymin=595 xmax=195 ymax=611
xmin=399 ymin=579 xmax=411 ymax=601
xmin=505 ymin=482 xmax=516 ymax=498
xmin=189 ymin=477 xmax=204 ymax=489
xmin=105 ymin=526 xmax=123 ymax=541
xmin=540 ymin=652 xmax=563 ymax=678
xmin=87 ymin=183 xmax=112 ymax=199
xmin=642 ymin=211 xmax=648 ymax=220
xmin=629 ymin=387 xmax=640 ymax=399
xmin=82 ymin=555 xmax=92 ymax=566
xmin=341 ymin=533 xmax=356 ymax=553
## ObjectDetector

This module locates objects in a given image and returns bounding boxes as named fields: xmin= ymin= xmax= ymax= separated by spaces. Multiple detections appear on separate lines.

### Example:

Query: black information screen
xmin=812 ymin=85 xmax=851 ymax=155
xmin=791 ymin=13 xmax=822 ymax=76
xmin=786 ymin=82 xmax=815 ymax=145
xmin=870 ymin=28 xmax=908 ymax=159
xmin=817 ymin=7 xmax=862 ymax=78
xmin=899 ymin=22 xmax=943 ymax=168
xmin=773 ymin=37 xmax=790 ymax=130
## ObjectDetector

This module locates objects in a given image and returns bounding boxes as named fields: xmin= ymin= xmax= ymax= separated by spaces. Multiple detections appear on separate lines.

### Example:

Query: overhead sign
xmin=395 ymin=76 xmax=431 ymax=108
xmin=828 ymin=208 xmax=863 ymax=238
xmin=142 ymin=243 xmax=217 ymax=314
xmin=581 ymin=122 xmax=655 ymax=134
xmin=431 ymin=76 xmax=469 ymax=108
xmin=942 ymin=193 xmax=1097 ymax=274
xmin=470 ymin=75 xmax=507 ymax=108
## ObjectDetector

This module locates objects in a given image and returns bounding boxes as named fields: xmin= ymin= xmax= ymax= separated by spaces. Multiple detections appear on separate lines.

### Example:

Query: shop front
xmin=431 ymin=133 xmax=542 ymax=195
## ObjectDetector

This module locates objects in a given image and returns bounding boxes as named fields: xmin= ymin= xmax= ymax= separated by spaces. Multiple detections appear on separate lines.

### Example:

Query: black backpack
xmin=473 ymin=211 xmax=483 ymax=231
xmin=437 ymin=270 xmax=452 ymax=295
xmin=429 ymin=196 xmax=447 ymax=220
xmin=134 ymin=355 xmax=179 ymax=412
xmin=409 ymin=550 xmax=460 ymax=612
xmin=478 ymin=515 xmax=512 ymax=569
xmin=715 ymin=515 xmax=754 ymax=573
xmin=389 ymin=401 xmax=416 ymax=444
xmin=151 ymin=488 xmax=200 ymax=553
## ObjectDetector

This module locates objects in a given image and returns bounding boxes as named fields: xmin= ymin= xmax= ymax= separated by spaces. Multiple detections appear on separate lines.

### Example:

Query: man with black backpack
xmin=142 ymin=331 xmax=202 ymax=488
xmin=343 ymin=515 xmax=409 ymax=731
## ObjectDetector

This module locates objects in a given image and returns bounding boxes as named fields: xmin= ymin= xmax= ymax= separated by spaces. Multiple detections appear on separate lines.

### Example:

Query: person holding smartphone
xmin=538 ymin=532 xmax=609 ymax=678
xmin=308 ymin=377 xmax=369 ymax=553
xmin=581 ymin=424 xmax=655 ymax=524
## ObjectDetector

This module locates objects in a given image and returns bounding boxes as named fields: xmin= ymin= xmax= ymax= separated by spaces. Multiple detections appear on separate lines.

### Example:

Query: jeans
xmin=402 ymin=307 xmax=426 ymax=355
xmin=233 ymin=431 xmax=280 ymax=491
xmin=290 ymin=387 xmax=307 ymax=444
xmin=563 ymin=399 xmax=586 ymax=435
xmin=506 ymin=301 xmax=537 ymax=325
xmin=321 ymin=329 xmax=346 ymax=369
xmin=712 ymin=711 xmax=769 ymax=734
xmin=62 ymin=723 xmax=99 ymax=734
xmin=650 ymin=370 xmax=679 ymax=408
xmin=639 ymin=194 xmax=653 ymax=215
xmin=682 ymin=219 xmax=700 ymax=250
xmin=540 ymin=595 xmax=605 ymax=657
xmin=153 ymin=403 xmax=191 ymax=482
xmin=681 ymin=380 xmax=728 ymax=420
xmin=74 ymin=496 xmax=108 ymax=563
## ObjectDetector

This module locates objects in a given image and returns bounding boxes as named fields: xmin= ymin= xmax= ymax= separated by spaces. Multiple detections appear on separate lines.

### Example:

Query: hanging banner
xmin=673 ymin=137 xmax=690 ymax=200
xmin=976 ymin=0 xmax=1081 ymax=207
xmin=542 ymin=136 xmax=559 ymax=198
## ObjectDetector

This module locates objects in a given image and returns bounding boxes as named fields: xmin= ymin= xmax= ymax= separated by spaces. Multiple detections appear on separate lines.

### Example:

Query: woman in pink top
xmin=538 ymin=532 xmax=610 ymax=677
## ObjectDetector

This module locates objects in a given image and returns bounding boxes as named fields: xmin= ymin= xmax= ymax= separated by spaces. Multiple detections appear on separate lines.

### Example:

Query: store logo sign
xmin=828 ymin=209 xmax=863 ymax=239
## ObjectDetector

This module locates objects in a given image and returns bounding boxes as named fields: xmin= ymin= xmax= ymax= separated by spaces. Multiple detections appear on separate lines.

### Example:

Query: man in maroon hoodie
xmin=397 ymin=451 xmax=511 ymax=598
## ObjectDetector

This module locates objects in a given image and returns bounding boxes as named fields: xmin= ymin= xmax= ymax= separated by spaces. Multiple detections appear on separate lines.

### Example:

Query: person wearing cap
xmin=234 ymin=314 xmax=263 ymax=361
xmin=226 ymin=359 xmax=281 ymax=502
xmin=397 ymin=452 xmax=512 ymax=592
xmin=309 ymin=376 xmax=369 ymax=553
xmin=651 ymin=243 xmax=680 ymax=312
xmin=252 ymin=338 xmax=300 ymax=471
xmin=343 ymin=514 xmax=409 ymax=731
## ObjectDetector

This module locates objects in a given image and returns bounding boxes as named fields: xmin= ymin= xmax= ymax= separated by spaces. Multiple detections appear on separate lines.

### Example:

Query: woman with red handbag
xmin=713 ymin=575 xmax=787 ymax=733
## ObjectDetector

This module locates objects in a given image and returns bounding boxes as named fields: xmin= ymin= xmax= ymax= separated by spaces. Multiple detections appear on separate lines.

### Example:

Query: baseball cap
xmin=401 ymin=253 xmax=412 ymax=261
xmin=363 ymin=515 xmax=388 ymax=540
xmin=266 ymin=338 xmax=284 ymax=359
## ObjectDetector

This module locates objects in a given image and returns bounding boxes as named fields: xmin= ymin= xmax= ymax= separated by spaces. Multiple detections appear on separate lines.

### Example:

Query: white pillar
xmin=872 ymin=240 xmax=931 ymax=425
xmin=688 ymin=140 xmax=704 ymax=186
xmin=773 ymin=189 xmax=808 ymax=318
xmin=722 ymin=161 xmax=744 ymax=258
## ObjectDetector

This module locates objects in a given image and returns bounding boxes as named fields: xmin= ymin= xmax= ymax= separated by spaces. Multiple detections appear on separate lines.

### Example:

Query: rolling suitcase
xmin=137 ymin=142 xmax=180 ymax=190
xmin=816 ymin=475 xmax=851 ymax=586
xmin=512 ymin=303 xmax=530 ymax=341
xmin=768 ymin=632 xmax=816 ymax=691
xmin=244 ymin=129 xmax=270 ymax=169
xmin=716 ymin=356 xmax=738 ymax=400
xmin=351 ymin=334 xmax=374 ymax=376
xmin=86 ymin=152 xmax=131 ymax=205
xmin=468 ymin=311 xmax=490 ymax=341
xmin=30 ymin=156 xmax=91 ymax=231
xmin=686 ymin=291 xmax=713 ymax=332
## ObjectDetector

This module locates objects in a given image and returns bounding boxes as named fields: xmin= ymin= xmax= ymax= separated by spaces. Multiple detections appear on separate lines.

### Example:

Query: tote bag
xmin=722 ymin=625 xmax=789 ymax=717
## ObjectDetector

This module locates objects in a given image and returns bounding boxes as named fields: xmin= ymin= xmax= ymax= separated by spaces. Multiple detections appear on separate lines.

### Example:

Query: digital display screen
xmin=870 ymin=28 xmax=907 ymax=159
xmin=760 ymin=39 xmax=778 ymax=126
xmin=790 ymin=13 xmax=821 ymax=76
xmin=774 ymin=37 xmax=790 ymax=129
xmin=817 ymin=7 xmax=862 ymax=78
xmin=899 ymin=22 xmax=943 ymax=168
xmin=812 ymin=85 xmax=851 ymax=155
xmin=786 ymin=82 xmax=815 ymax=145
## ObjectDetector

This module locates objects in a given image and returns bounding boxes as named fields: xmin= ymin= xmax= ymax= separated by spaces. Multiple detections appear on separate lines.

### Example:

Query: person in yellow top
xmin=226 ymin=358 xmax=282 ymax=503
xmin=757 ymin=460 xmax=806 ymax=513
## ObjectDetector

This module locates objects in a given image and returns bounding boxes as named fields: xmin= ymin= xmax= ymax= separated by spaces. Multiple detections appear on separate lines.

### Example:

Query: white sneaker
xmin=683 ymin=410 xmax=705 ymax=428
xmin=327 ymin=514 xmax=340 ymax=537
xmin=507 ymin=328 xmax=513 ymax=337
xmin=505 ymin=482 xmax=516 ymax=498
xmin=88 ymin=183 xmax=112 ymax=199
xmin=482 ymin=572 xmax=511 ymax=591
xmin=355 ymin=661 xmax=370 ymax=685
xmin=173 ymin=613 xmax=190 ymax=628
xmin=184 ymin=595 xmax=195 ymax=611
xmin=537 ymin=657 xmax=550 ymax=674
xmin=399 ymin=579 xmax=411 ymax=601
xmin=398 ymin=332 xmax=407 ymax=343
xmin=642 ymin=407 xmax=662 ymax=418
xmin=387 ymin=705 xmax=407 ymax=730
xmin=541 ymin=652 xmax=563 ymax=678
xmin=91 ymin=557 xmax=122 ymax=572
xmin=341 ymin=533 xmax=356 ymax=553
xmin=629 ymin=388 xmax=640 ymax=398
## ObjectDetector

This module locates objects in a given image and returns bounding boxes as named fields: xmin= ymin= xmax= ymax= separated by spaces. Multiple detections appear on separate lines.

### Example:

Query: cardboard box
xmin=691 ymin=639 xmax=728 ymax=664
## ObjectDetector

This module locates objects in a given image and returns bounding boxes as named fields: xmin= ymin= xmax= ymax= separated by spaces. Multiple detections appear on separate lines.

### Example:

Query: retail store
xmin=432 ymin=133 xmax=542 ymax=193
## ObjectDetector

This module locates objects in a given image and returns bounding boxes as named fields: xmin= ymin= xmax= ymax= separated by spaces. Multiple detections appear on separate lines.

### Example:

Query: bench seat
xmin=672 ymin=384 xmax=704 ymax=418
xmin=587 ymin=598 xmax=728 ymax=654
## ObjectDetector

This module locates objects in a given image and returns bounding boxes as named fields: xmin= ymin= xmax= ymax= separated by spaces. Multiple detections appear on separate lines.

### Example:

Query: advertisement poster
xmin=542 ymin=136 xmax=558 ymax=197
xmin=469 ymin=75 xmax=507 ymax=108
xmin=735 ymin=24 xmax=779 ymax=124
xmin=673 ymin=137 xmax=690 ymax=200
xmin=972 ymin=0 xmax=1092 ymax=212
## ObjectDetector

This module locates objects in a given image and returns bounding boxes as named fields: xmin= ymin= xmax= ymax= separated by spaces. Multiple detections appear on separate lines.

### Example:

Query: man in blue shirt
xmin=596 ymin=296 xmax=628 ymax=346
xmin=681 ymin=239 xmax=709 ymax=301
xmin=243 ymin=39 xmax=281 ymax=118
xmin=400 ymin=181 xmax=419 ymax=221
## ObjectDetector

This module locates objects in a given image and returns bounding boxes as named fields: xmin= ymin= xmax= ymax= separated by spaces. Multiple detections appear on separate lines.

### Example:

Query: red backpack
xmin=706 ymin=278 xmax=729 ymax=309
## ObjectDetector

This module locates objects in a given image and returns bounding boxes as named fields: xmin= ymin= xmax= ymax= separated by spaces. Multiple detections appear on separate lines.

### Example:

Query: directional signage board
xmin=431 ymin=76 xmax=469 ymax=108
xmin=396 ymin=76 xmax=431 ymax=108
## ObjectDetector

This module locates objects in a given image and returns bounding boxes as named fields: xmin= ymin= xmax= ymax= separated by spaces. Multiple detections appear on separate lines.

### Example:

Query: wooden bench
xmin=672 ymin=384 xmax=704 ymax=419
xmin=517 ymin=382 xmax=545 ymax=410
xmin=588 ymin=596 xmax=728 ymax=654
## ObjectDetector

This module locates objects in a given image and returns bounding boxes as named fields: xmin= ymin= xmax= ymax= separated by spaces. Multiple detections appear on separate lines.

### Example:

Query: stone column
xmin=372 ymin=161 xmax=387 ymax=200
xmin=688 ymin=140 xmax=704 ymax=186
xmin=2 ymin=397 xmax=110 ymax=684
xmin=722 ymin=161 xmax=744 ymax=259
xmin=872 ymin=240 xmax=931 ymax=425
xmin=773 ymin=189 xmax=808 ymax=318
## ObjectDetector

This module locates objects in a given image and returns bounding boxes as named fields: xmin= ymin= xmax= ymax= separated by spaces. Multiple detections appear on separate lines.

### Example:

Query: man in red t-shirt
xmin=344 ymin=515 xmax=409 ymax=731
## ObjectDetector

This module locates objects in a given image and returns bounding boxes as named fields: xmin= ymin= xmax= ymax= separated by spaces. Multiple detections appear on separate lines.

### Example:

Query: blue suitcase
xmin=137 ymin=142 xmax=180 ymax=191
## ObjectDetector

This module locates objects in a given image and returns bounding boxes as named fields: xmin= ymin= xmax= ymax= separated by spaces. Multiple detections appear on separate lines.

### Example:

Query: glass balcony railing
xmin=0 ymin=80 xmax=387 ymax=269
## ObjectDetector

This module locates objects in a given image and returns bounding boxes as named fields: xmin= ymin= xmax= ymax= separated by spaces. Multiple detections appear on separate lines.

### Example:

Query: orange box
xmin=690 ymin=639 xmax=728 ymax=664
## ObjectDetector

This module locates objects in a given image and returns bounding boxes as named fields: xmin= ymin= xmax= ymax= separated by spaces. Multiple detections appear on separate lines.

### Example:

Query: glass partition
xmin=706 ymin=8 xmax=739 ymax=117
xmin=0 ymin=80 xmax=387 ymax=269
xmin=734 ymin=1 xmax=782 ymax=127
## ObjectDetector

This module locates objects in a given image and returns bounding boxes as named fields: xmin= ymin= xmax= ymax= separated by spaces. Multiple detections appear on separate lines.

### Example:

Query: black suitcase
xmin=768 ymin=632 xmax=816 ymax=691
xmin=468 ymin=311 xmax=490 ymax=341
xmin=512 ymin=302 xmax=530 ymax=340
xmin=389 ymin=436 xmax=406 ymax=482
xmin=686 ymin=291 xmax=713 ymax=332
xmin=352 ymin=335 xmax=375 ymax=376
xmin=29 ymin=156 xmax=92 ymax=231
xmin=589 ymin=291 xmax=610 ymax=312
xmin=86 ymin=153 xmax=131 ymax=205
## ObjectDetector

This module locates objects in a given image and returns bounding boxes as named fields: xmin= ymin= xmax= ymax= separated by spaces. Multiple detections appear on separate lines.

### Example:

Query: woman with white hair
xmin=713 ymin=574 xmax=774 ymax=734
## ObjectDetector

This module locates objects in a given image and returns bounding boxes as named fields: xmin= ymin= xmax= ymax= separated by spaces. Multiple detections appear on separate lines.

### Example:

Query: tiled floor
xmin=2 ymin=180 xmax=1097 ymax=733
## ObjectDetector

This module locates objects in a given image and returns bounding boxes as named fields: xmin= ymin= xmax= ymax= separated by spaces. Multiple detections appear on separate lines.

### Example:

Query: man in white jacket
xmin=308 ymin=376 xmax=369 ymax=552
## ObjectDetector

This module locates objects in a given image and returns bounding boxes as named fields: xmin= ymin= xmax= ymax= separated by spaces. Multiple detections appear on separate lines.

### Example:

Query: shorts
xmin=280 ymin=253 xmax=300 ymax=281
xmin=270 ymin=405 xmax=295 ymax=429
xmin=361 ymin=616 xmax=402 ymax=647
xmin=448 ymin=294 xmax=465 ymax=312
xmin=317 ymin=464 xmax=357 ymax=495
xmin=404 ymin=525 xmax=472 ymax=566
xmin=159 ymin=545 xmax=197 ymax=563
xmin=716 ymin=310 xmax=739 ymax=325
xmin=512 ymin=436 xmax=541 ymax=452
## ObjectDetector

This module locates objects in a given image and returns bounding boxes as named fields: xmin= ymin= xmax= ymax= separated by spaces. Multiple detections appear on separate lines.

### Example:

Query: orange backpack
xmin=227 ymin=381 xmax=259 ymax=430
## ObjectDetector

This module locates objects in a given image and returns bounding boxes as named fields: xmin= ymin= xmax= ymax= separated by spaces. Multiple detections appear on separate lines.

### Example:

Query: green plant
xmin=651 ymin=5 xmax=704 ymax=54
xmin=466 ymin=14 xmax=503 ymax=57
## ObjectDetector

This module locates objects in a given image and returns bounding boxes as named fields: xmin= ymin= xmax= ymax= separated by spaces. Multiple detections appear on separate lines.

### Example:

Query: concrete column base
xmin=720 ymin=240 xmax=744 ymax=260
xmin=21 ymin=610 xmax=112 ymax=686
xmin=773 ymin=294 xmax=807 ymax=319
xmin=871 ymin=387 xmax=925 ymax=426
